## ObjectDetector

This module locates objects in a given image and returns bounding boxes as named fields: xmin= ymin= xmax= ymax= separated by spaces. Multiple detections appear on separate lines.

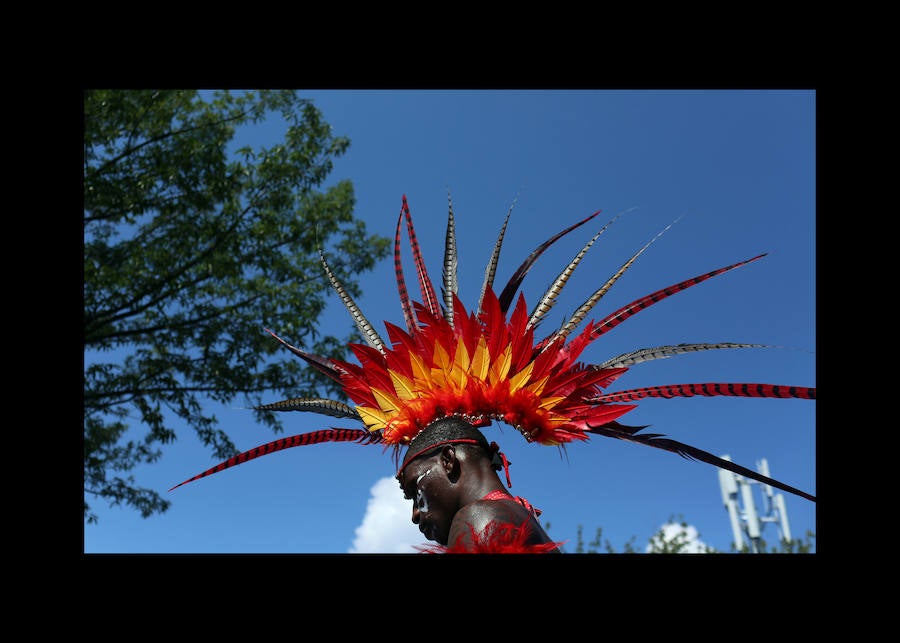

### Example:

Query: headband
xmin=171 ymin=193 xmax=816 ymax=504
xmin=395 ymin=438 xmax=482 ymax=481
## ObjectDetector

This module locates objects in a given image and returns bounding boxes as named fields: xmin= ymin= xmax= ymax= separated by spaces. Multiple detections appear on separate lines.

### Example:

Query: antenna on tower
xmin=717 ymin=455 xmax=793 ymax=553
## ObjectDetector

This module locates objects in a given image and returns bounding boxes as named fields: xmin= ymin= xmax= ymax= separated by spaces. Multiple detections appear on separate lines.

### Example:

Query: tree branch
xmin=89 ymin=293 xmax=266 ymax=344
xmin=92 ymin=108 xmax=253 ymax=177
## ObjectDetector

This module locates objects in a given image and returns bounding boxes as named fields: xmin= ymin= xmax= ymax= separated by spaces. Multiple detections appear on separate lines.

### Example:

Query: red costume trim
xmin=415 ymin=519 xmax=563 ymax=554
xmin=481 ymin=489 xmax=542 ymax=518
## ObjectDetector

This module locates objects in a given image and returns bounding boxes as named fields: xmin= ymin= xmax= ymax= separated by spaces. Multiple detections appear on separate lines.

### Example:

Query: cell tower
xmin=717 ymin=455 xmax=792 ymax=553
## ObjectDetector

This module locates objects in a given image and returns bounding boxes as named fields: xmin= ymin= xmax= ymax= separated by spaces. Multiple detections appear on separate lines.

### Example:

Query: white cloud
xmin=645 ymin=522 xmax=711 ymax=553
xmin=348 ymin=476 xmax=427 ymax=553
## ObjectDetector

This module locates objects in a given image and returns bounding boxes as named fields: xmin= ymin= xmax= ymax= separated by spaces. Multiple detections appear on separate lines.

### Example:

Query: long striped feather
xmin=588 ymin=382 xmax=816 ymax=403
xmin=590 ymin=254 xmax=767 ymax=341
xmin=477 ymin=197 xmax=515 ymax=316
xmin=168 ymin=428 xmax=385 ymax=491
xmin=497 ymin=209 xmax=602 ymax=314
xmin=402 ymin=195 xmax=440 ymax=318
xmin=393 ymin=207 xmax=416 ymax=333
xmin=319 ymin=249 xmax=386 ymax=353
xmin=527 ymin=209 xmax=631 ymax=331
xmin=594 ymin=342 xmax=772 ymax=369
xmin=253 ymin=397 xmax=362 ymax=420
xmin=442 ymin=189 xmax=458 ymax=324
xmin=552 ymin=216 xmax=681 ymax=344
xmin=586 ymin=423 xmax=815 ymax=502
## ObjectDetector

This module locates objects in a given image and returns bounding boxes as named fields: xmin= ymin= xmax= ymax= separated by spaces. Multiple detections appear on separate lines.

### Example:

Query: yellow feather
xmin=408 ymin=352 xmax=433 ymax=387
xmin=430 ymin=367 xmax=449 ymax=390
xmin=370 ymin=387 xmax=401 ymax=413
xmin=450 ymin=338 xmax=471 ymax=389
xmin=356 ymin=405 xmax=389 ymax=431
xmin=432 ymin=341 xmax=451 ymax=372
xmin=508 ymin=361 xmax=535 ymax=392
xmin=453 ymin=337 xmax=471 ymax=373
xmin=489 ymin=344 xmax=513 ymax=384
xmin=539 ymin=395 xmax=565 ymax=410
xmin=389 ymin=370 xmax=418 ymax=402
xmin=471 ymin=336 xmax=490 ymax=381
xmin=450 ymin=365 xmax=469 ymax=390
xmin=526 ymin=374 xmax=550 ymax=396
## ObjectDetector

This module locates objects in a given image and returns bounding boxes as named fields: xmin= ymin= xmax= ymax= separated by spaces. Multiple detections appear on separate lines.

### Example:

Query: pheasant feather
xmin=590 ymin=253 xmax=767 ymax=341
xmin=589 ymin=383 xmax=816 ymax=403
xmin=585 ymin=423 xmax=815 ymax=502
xmin=402 ymin=195 xmax=439 ymax=318
xmin=253 ymin=397 xmax=362 ymax=420
xmin=527 ymin=209 xmax=628 ymax=332
xmin=477 ymin=197 xmax=515 ymax=316
xmin=393 ymin=207 xmax=416 ymax=333
xmin=168 ymin=428 xmax=383 ymax=491
xmin=595 ymin=342 xmax=772 ymax=369
xmin=552 ymin=216 xmax=680 ymax=344
xmin=442 ymin=189 xmax=459 ymax=323
xmin=496 ymin=209 xmax=602 ymax=314
xmin=319 ymin=249 xmax=386 ymax=353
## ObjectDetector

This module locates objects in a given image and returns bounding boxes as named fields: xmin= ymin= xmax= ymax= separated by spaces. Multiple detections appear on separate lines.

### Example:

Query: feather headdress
xmin=171 ymin=194 xmax=816 ymax=503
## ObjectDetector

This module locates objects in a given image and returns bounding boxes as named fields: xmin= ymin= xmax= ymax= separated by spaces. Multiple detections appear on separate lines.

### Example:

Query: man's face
xmin=399 ymin=452 xmax=455 ymax=545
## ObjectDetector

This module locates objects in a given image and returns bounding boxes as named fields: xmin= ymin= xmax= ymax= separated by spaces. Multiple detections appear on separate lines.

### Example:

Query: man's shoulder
xmin=456 ymin=495 xmax=531 ymax=527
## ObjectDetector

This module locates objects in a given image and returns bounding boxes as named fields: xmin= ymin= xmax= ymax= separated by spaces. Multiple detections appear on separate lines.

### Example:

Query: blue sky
xmin=84 ymin=89 xmax=816 ymax=554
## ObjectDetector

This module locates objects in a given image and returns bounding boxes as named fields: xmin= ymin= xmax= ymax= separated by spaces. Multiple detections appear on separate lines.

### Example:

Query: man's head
xmin=396 ymin=416 xmax=495 ymax=544
xmin=399 ymin=416 xmax=493 ymax=470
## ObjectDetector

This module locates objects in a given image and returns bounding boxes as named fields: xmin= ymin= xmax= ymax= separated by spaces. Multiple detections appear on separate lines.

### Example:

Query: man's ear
xmin=441 ymin=445 xmax=461 ymax=481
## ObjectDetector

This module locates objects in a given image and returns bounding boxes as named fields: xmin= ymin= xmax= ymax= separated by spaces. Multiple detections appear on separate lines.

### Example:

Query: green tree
xmin=84 ymin=90 xmax=390 ymax=524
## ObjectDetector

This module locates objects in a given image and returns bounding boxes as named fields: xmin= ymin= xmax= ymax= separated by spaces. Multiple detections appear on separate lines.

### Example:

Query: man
xmin=396 ymin=416 xmax=563 ymax=553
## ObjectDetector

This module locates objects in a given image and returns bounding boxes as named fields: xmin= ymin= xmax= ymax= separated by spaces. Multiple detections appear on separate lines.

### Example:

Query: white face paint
xmin=415 ymin=468 xmax=432 ymax=514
